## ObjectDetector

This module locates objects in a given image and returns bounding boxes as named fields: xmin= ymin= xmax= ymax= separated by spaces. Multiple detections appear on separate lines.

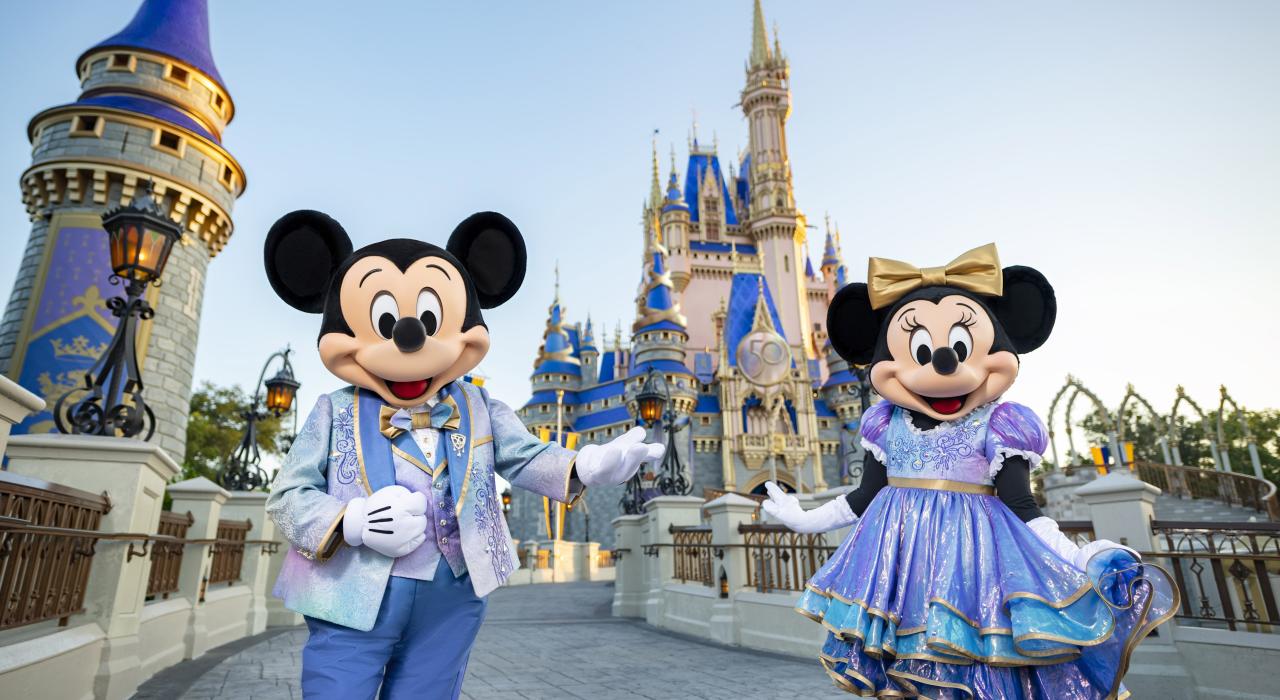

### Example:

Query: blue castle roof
xmin=81 ymin=0 xmax=227 ymax=90
xmin=597 ymin=350 xmax=618 ymax=383
xmin=688 ymin=241 xmax=757 ymax=256
xmin=736 ymin=153 xmax=752 ymax=212
xmin=629 ymin=359 xmax=694 ymax=378
xmin=573 ymin=406 xmax=632 ymax=431
xmin=65 ymin=93 xmax=219 ymax=143
xmin=723 ymin=273 xmax=788 ymax=367
xmin=684 ymin=152 xmax=739 ymax=225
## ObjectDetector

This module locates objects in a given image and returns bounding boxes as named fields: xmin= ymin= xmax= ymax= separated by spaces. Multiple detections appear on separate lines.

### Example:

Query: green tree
xmin=182 ymin=382 xmax=285 ymax=482
xmin=1077 ymin=405 xmax=1280 ymax=484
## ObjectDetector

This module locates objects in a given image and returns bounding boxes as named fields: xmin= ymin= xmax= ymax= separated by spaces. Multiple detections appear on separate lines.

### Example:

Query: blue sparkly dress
xmin=795 ymin=401 xmax=1176 ymax=699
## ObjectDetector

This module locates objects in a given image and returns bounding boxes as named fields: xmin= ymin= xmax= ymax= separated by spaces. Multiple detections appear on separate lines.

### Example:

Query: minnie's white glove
xmin=1026 ymin=516 xmax=1139 ymax=572
xmin=760 ymin=481 xmax=858 ymax=534
xmin=343 ymin=485 xmax=428 ymax=558
xmin=574 ymin=427 xmax=665 ymax=487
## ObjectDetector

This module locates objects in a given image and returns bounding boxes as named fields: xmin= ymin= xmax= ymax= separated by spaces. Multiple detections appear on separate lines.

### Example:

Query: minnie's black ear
xmin=447 ymin=211 xmax=526 ymax=309
xmin=264 ymin=210 xmax=353 ymax=313
xmin=991 ymin=266 xmax=1056 ymax=353
xmin=827 ymin=283 xmax=881 ymax=365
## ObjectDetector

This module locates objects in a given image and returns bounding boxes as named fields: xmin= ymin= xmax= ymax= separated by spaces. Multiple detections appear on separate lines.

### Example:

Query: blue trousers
xmin=301 ymin=560 xmax=487 ymax=700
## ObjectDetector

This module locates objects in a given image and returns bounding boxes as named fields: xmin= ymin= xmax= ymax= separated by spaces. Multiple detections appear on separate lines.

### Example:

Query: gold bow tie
xmin=378 ymin=400 xmax=460 ymax=439
xmin=867 ymin=243 xmax=1003 ymax=310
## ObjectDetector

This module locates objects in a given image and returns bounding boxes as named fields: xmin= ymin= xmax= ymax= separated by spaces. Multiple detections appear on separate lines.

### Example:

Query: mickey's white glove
xmin=760 ymin=481 xmax=858 ymax=534
xmin=342 ymin=485 xmax=428 ymax=558
xmin=1026 ymin=516 xmax=1139 ymax=572
xmin=574 ymin=427 xmax=665 ymax=487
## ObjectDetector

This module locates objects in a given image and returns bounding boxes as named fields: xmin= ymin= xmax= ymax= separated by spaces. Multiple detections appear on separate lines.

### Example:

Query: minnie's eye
xmin=417 ymin=289 xmax=442 ymax=336
xmin=949 ymin=324 xmax=973 ymax=363
xmin=910 ymin=328 xmax=933 ymax=366
xmin=370 ymin=293 xmax=399 ymax=340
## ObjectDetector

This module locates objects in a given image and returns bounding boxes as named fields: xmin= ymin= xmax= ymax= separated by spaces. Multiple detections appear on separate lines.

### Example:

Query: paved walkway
xmin=145 ymin=582 xmax=838 ymax=699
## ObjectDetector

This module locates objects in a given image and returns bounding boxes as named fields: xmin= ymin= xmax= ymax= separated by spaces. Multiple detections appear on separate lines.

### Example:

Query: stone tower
xmin=741 ymin=0 xmax=811 ymax=357
xmin=0 ymin=0 xmax=244 ymax=459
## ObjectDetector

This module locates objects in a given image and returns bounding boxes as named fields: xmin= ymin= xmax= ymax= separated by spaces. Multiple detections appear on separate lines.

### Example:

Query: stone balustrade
xmin=0 ymin=431 xmax=292 ymax=700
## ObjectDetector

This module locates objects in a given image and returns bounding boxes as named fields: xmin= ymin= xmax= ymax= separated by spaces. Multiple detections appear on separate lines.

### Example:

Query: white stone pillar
xmin=611 ymin=514 xmax=647 ymax=617
xmin=4 ymin=434 xmax=178 ymax=700
xmin=1075 ymin=472 xmax=1161 ymax=553
xmin=704 ymin=493 xmax=757 ymax=646
xmin=584 ymin=541 xmax=601 ymax=581
xmin=167 ymin=477 xmax=227 ymax=660
xmin=0 ymin=375 xmax=43 ymax=456
xmin=642 ymin=495 xmax=704 ymax=626
xmin=220 ymin=491 xmax=273 ymax=635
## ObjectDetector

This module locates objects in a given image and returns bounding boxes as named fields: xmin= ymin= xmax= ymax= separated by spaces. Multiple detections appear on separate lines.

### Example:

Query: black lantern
xmin=55 ymin=180 xmax=181 ymax=440
xmin=620 ymin=367 xmax=690 ymax=516
xmin=263 ymin=363 xmax=301 ymax=417
xmin=218 ymin=348 xmax=302 ymax=491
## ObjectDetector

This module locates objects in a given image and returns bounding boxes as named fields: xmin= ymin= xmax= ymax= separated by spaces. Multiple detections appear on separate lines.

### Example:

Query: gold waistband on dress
xmin=886 ymin=477 xmax=995 ymax=495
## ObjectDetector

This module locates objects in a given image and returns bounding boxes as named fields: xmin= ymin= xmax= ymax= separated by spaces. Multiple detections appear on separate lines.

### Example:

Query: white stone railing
xmin=0 ymin=433 xmax=295 ymax=700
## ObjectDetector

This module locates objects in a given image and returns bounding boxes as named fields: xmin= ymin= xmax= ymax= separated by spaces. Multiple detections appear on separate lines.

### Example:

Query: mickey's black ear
xmin=447 ymin=211 xmax=526 ymax=309
xmin=827 ymin=283 xmax=881 ymax=365
xmin=264 ymin=210 xmax=353 ymax=313
xmin=992 ymin=266 xmax=1056 ymax=353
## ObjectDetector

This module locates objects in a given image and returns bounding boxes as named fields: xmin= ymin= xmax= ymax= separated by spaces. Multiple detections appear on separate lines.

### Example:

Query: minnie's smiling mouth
xmin=384 ymin=378 xmax=432 ymax=401
xmin=922 ymin=393 xmax=968 ymax=415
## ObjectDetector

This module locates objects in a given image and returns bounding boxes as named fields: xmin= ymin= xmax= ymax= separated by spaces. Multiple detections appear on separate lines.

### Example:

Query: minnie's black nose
xmin=392 ymin=317 xmax=426 ymax=353
xmin=931 ymin=346 xmax=959 ymax=375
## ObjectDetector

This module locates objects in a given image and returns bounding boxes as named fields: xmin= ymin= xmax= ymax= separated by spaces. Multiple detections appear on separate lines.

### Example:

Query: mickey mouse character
xmin=263 ymin=210 xmax=663 ymax=700
xmin=763 ymin=244 xmax=1176 ymax=698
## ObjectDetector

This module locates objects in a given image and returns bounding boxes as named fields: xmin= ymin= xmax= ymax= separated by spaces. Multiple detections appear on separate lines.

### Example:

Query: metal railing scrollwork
xmin=1147 ymin=520 xmax=1280 ymax=633
xmin=739 ymin=523 xmax=835 ymax=593
xmin=146 ymin=510 xmax=193 ymax=599
xmin=670 ymin=525 xmax=716 ymax=586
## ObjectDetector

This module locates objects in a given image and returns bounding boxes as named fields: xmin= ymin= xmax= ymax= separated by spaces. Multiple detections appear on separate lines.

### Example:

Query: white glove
xmin=574 ymin=427 xmax=665 ymax=487
xmin=1026 ymin=516 xmax=1139 ymax=572
xmin=342 ymin=485 xmax=428 ymax=558
xmin=760 ymin=481 xmax=858 ymax=534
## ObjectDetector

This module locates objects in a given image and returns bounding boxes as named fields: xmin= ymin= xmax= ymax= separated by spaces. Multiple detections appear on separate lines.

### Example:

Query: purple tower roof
xmin=79 ymin=0 xmax=226 ymax=90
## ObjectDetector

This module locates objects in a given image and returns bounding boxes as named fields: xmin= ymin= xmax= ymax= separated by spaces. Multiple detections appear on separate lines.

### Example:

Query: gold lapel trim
xmin=352 ymin=388 xmax=373 ymax=496
xmin=391 ymin=444 xmax=440 ymax=478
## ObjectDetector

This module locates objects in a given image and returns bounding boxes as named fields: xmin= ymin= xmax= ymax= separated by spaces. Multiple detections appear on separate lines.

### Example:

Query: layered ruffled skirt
xmin=795 ymin=485 xmax=1177 ymax=699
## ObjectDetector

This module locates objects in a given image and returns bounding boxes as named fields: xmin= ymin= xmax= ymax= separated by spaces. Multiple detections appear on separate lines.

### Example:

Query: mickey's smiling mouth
xmin=384 ymin=378 xmax=431 ymax=401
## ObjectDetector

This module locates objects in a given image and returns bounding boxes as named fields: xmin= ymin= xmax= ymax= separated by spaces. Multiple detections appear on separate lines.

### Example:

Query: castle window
xmin=700 ymin=416 xmax=711 ymax=426
xmin=108 ymin=53 xmax=136 ymax=72
xmin=70 ymin=115 xmax=103 ymax=138
xmin=153 ymin=129 xmax=185 ymax=157
xmin=165 ymin=64 xmax=191 ymax=87
xmin=219 ymin=164 xmax=235 ymax=190
xmin=784 ymin=255 xmax=790 ymax=273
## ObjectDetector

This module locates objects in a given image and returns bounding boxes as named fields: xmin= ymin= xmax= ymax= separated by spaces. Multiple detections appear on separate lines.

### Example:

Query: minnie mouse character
xmin=263 ymin=210 xmax=663 ymax=700
xmin=763 ymin=244 xmax=1176 ymax=699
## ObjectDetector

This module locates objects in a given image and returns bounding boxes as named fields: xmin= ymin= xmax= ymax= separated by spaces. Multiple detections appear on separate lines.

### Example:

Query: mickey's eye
xmin=416 ymin=288 xmax=442 ymax=336
xmin=910 ymin=328 xmax=933 ymax=366
xmin=949 ymin=324 xmax=973 ymax=363
xmin=370 ymin=292 xmax=399 ymax=340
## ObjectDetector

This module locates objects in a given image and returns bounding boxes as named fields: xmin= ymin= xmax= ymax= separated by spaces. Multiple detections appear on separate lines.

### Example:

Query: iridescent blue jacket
xmin=267 ymin=380 xmax=578 ymax=631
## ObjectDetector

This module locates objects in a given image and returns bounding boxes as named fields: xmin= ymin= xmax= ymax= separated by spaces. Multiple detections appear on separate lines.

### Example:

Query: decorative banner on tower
xmin=6 ymin=213 xmax=153 ymax=436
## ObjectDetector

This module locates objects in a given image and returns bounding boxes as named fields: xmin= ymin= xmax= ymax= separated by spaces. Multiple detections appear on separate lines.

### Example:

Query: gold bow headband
xmin=867 ymin=243 xmax=1003 ymax=310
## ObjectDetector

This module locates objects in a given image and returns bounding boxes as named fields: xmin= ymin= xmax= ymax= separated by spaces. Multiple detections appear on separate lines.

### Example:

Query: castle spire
xmin=650 ymin=134 xmax=663 ymax=210
xmin=633 ymin=231 xmax=687 ymax=332
xmin=750 ymin=0 xmax=772 ymax=68
xmin=81 ymin=0 xmax=226 ymax=90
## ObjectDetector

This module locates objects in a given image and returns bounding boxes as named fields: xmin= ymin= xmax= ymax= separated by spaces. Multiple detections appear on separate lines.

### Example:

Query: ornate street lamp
xmin=217 ymin=348 xmax=301 ymax=491
xmin=637 ymin=367 xmax=691 ymax=497
xmin=55 ymin=180 xmax=182 ymax=440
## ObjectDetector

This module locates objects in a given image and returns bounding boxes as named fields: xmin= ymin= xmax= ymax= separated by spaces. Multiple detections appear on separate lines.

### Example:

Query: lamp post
xmin=55 ymin=180 xmax=182 ymax=440
xmin=635 ymin=367 xmax=690 ymax=497
xmin=217 ymin=348 xmax=301 ymax=491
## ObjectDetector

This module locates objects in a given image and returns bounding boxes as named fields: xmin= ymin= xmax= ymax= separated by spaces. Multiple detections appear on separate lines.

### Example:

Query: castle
xmin=511 ymin=0 xmax=871 ymax=546
xmin=0 ymin=0 xmax=243 ymax=460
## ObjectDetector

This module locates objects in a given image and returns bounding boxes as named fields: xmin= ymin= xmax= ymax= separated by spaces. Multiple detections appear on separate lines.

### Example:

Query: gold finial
xmin=554 ymin=260 xmax=560 ymax=302
xmin=750 ymin=0 xmax=771 ymax=67
xmin=650 ymin=131 xmax=662 ymax=209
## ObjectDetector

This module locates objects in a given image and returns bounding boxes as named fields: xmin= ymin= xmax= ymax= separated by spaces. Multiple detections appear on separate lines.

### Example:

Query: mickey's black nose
xmin=392 ymin=317 xmax=426 ymax=353
xmin=931 ymin=347 xmax=959 ymax=375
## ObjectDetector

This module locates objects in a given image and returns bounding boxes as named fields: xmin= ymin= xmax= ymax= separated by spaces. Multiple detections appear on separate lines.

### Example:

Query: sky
xmin=1 ymin=0 xmax=1278 ymax=441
